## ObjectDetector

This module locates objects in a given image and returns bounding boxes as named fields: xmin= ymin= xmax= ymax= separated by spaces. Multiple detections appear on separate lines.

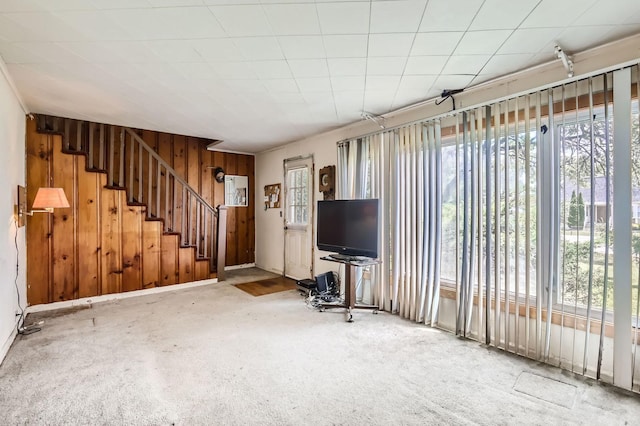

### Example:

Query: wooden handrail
xmin=124 ymin=128 xmax=216 ymax=214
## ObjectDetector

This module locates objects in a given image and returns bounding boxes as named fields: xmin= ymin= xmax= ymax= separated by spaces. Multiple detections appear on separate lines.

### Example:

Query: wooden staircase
xmin=26 ymin=115 xmax=227 ymax=305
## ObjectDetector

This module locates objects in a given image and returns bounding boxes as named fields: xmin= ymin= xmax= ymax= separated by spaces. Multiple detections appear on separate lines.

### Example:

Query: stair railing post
xmin=129 ymin=132 xmax=134 ymax=203
xmin=64 ymin=119 xmax=71 ymax=150
xmin=165 ymin=171 xmax=170 ymax=232
xmin=195 ymin=203 xmax=200 ymax=255
xmin=156 ymin=163 xmax=161 ymax=219
xmin=119 ymin=128 xmax=125 ymax=187
xmin=138 ymin=143 xmax=143 ymax=203
xmin=148 ymin=150 xmax=153 ymax=214
xmin=181 ymin=187 xmax=187 ymax=245
xmin=109 ymin=128 xmax=115 ymax=186
xmin=216 ymin=205 xmax=227 ymax=281
xmin=99 ymin=124 xmax=105 ymax=170
xmin=88 ymin=122 xmax=94 ymax=169
xmin=76 ymin=121 xmax=82 ymax=151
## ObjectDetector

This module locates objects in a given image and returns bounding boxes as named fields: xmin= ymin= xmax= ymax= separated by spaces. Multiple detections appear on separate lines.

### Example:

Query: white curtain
xmin=389 ymin=121 xmax=442 ymax=324
xmin=336 ymin=136 xmax=387 ymax=305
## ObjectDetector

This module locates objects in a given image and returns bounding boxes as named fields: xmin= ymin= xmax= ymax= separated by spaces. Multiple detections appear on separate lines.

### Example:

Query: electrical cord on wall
xmin=13 ymin=219 xmax=40 ymax=336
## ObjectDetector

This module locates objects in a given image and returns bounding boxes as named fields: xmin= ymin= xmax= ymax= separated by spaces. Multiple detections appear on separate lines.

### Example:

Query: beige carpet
xmin=1 ymin=268 xmax=639 ymax=425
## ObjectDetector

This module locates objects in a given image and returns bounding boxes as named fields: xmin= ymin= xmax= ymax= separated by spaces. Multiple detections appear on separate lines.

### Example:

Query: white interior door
xmin=284 ymin=157 xmax=313 ymax=280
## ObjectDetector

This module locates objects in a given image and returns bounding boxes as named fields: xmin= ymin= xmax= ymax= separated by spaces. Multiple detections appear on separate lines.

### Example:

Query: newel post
xmin=216 ymin=205 xmax=228 ymax=281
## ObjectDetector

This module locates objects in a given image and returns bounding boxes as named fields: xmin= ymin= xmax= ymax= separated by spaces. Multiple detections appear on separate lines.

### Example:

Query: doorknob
xmin=284 ymin=226 xmax=288 ymax=230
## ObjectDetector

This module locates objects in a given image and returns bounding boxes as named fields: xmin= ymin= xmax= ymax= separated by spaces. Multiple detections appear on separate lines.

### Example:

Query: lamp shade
xmin=32 ymin=188 xmax=70 ymax=209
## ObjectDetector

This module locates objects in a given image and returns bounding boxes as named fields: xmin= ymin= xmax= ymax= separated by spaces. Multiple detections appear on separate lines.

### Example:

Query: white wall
xmin=0 ymin=63 xmax=26 ymax=365
xmin=255 ymin=137 xmax=338 ymax=277
xmin=255 ymin=33 xmax=640 ymax=279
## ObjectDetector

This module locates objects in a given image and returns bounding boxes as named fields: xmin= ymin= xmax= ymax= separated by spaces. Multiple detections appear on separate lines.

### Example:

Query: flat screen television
xmin=317 ymin=199 xmax=379 ymax=259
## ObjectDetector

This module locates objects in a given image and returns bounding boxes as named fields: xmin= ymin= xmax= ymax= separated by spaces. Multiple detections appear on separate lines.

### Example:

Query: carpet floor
xmin=1 ymin=268 xmax=639 ymax=425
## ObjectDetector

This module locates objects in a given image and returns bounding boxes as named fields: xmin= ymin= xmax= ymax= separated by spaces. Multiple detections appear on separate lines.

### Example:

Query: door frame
xmin=283 ymin=155 xmax=314 ymax=279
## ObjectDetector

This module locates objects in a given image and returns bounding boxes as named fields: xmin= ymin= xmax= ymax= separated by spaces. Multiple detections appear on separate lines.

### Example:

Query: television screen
xmin=317 ymin=199 xmax=379 ymax=259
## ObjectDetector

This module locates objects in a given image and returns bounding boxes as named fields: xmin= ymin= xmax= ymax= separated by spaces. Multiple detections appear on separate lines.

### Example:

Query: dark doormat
xmin=233 ymin=276 xmax=297 ymax=297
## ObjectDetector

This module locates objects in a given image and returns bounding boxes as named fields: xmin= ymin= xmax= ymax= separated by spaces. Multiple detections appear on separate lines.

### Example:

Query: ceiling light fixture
xmin=361 ymin=112 xmax=386 ymax=129
xmin=554 ymin=43 xmax=574 ymax=78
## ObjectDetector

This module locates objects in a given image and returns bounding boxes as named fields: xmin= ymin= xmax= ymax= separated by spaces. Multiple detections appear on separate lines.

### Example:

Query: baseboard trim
xmin=0 ymin=324 xmax=18 ymax=367
xmin=225 ymin=263 xmax=256 ymax=271
xmin=26 ymin=278 xmax=219 ymax=314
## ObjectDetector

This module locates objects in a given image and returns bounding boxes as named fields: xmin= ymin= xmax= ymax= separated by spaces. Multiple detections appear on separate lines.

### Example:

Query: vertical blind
xmin=339 ymin=63 xmax=640 ymax=392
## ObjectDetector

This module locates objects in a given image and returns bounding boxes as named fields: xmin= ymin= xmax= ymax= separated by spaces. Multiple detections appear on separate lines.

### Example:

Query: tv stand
xmin=320 ymin=256 xmax=381 ymax=322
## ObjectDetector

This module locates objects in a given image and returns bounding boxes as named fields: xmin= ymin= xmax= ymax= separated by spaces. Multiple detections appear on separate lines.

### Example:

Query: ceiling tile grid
xmin=0 ymin=0 xmax=639 ymax=152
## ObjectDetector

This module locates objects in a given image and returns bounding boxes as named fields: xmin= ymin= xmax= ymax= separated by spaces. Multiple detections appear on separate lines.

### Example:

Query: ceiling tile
xmin=397 ymin=74 xmax=437 ymax=91
xmin=263 ymin=4 xmax=321 ymax=35
xmin=323 ymin=35 xmax=368 ymax=58
xmin=327 ymin=57 xmax=366 ymax=76
xmin=555 ymin=25 xmax=622 ymax=52
xmin=0 ymin=0 xmax=45 ymax=13
xmin=432 ymin=74 xmax=476 ymax=91
xmin=171 ymin=62 xmax=218 ymax=80
xmin=366 ymin=57 xmax=406 ymax=76
xmin=333 ymin=91 xmax=364 ymax=108
xmin=363 ymin=90 xmax=395 ymax=113
xmin=368 ymin=33 xmax=415 ymax=57
xmin=100 ymin=41 xmax=162 ymax=63
xmin=222 ymin=79 xmax=267 ymax=93
xmin=89 ymin=0 xmax=153 ymax=7
xmin=278 ymin=36 xmax=325 ymax=59
xmin=392 ymin=90 xmax=428 ymax=110
xmin=145 ymin=40 xmax=203 ymax=62
xmin=0 ymin=14 xmax=41 ymax=41
xmin=56 ymin=41 xmax=127 ymax=63
xmin=404 ymin=56 xmax=448 ymax=75
xmin=250 ymin=60 xmax=292 ymax=79
xmin=191 ymin=39 xmax=245 ymax=62
xmin=211 ymin=62 xmax=257 ymax=79
xmin=270 ymin=92 xmax=305 ymax=104
xmin=498 ymin=28 xmax=564 ymax=55
xmin=469 ymin=0 xmax=541 ymax=30
xmin=209 ymin=5 xmax=272 ymax=37
xmin=32 ymin=0 xmax=96 ymax=11
xmin=153 ymin=7 xmax=226 ymax=38
xmin=101 ymin=9 xmax=179 ymax=40
xmin=260 ymin=0 xmax=313 ymax=3
xmin=331 ymin=76 xmax=365 ymax=92
xmin=316 ymin=2 xmax=370 ymax=35
xmin=419 ymin=0 xmax=483 ymax=32
xmin=521 ymin=0 xmax=597 ymax=28
xmin=0 ymin=41 xmax=46 ymax=63
xmin=296 ymin=77 xmax=332 ymax=92
xmin=411 ymin=32 xmax=463 ymax=56
xmin=365 ymin=75 xmax=400 ymax=92
xmin=441 ymin=55 xmax=490 ymax=74
xmin=479 ymin=53 xmax=536 ymax=77
xmin=454 ymin=30 xmax=513 ymax=55
xmin=147 ymin=0 xmax=203 ymax=6
xmin=3 ymin=12 xmax=88 ymax=41
xmin=577 ymin=0 xmax=640 ymax=26
xmin=233 ymin=37 xmax=284 ymax=61
xmin=288 ymin=59 xmax=329 ymax=78
xmin=370 ymin=0 xmax=427 ymax=33
xmin=52 ymin=10 xmax=131 ymax=41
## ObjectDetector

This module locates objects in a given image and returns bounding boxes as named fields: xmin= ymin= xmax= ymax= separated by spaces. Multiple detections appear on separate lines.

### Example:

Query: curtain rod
xmin=336 ymin=60 xmax=640 ymax=147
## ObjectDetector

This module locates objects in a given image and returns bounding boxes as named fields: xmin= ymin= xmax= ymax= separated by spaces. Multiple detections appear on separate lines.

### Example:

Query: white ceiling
xmin=1 ymin=0 xmax=639 ymax=152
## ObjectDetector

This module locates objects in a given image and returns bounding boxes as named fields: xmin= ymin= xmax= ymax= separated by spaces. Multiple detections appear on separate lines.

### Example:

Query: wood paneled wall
xmin=26 ymin=117 xmax=255 ymax=305
xmin=133 ymin=129 xmax=255 ymax=266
